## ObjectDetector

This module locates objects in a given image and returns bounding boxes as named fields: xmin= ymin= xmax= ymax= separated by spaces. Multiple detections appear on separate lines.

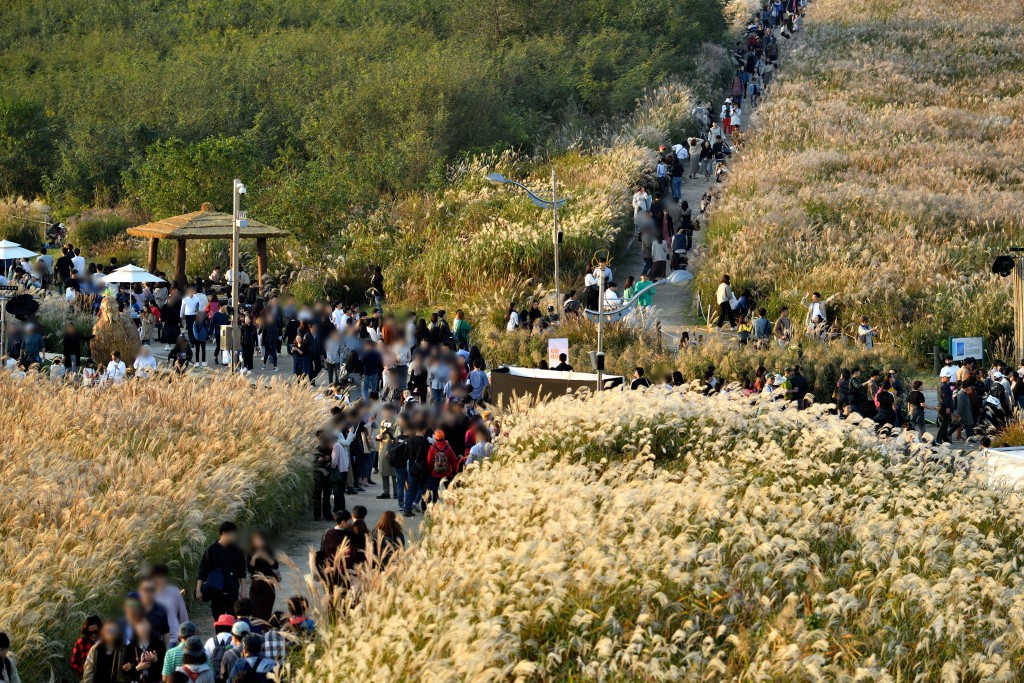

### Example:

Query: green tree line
xmin=0 ymin=0 xmax=726 ymax=242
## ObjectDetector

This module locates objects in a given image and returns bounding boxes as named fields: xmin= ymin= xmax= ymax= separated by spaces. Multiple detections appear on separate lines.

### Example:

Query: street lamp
xmin=230 ymin=179 xmax=247 ymax=373
xmin=993 ymin=249 xmax=1024 ymax=364
xmin=486 ymin=171 xmax=567 ymax=317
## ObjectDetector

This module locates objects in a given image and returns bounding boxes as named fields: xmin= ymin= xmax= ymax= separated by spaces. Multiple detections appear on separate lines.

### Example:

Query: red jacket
xmin=427 ymin=440 xmax=458 ymax=479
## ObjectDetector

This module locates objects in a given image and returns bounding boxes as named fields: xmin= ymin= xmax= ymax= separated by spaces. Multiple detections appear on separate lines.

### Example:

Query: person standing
xmin=716 ymin=274 xmax=736 ymax=329
xmin=955 ymin=381 xmax=975 ymax=438
xmin=149 ymin=566 xmax=188 ymax=640
xmin=936 ymin=374 xmax=954 ymax=444
xmin=180 ymin=286 xmax=207 ymax=367
xmin=773 ymin=307 xmax=794 ymax=346
xmin=195 ymin=522 xmax=247 ymax=620
xmin=801 ymin=292 xmax=828 ymax=336
xmin=82 ymin=621 xmax=126 ymax=683
xmin=907 ymin=380 xmax=927 ymax=438
xmin=857 ymin=316 xmax=879 ymax=349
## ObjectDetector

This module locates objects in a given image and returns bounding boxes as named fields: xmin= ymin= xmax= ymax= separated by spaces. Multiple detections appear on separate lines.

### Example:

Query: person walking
xmin=425 ymin=430 xmax=457 ymax=507
xmin=195 ymin=522 xmax=247 ymax=620
xmin=246 ymin=532 xmax=280 ymax=623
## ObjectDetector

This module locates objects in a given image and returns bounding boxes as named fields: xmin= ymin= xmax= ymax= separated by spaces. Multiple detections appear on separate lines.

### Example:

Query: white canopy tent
xmin=101 ymin=264 xmax=165 ymax=285
xmin=0 ymin=240 xmax=39 ymax=261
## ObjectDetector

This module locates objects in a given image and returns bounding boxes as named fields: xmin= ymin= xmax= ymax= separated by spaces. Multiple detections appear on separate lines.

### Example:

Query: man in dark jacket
xmin=196 ymin=522 xmax=247 ymax=620
xmin=404 ymin=428 xmax=430 ymax=517
xmin=936 ymin=374 xmax=954 ymax=444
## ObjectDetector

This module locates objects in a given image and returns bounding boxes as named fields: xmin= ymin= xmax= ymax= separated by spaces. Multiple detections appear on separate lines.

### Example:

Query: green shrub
xmin=0 ymin=216 xmax=42 ymax=250
xmin=69 ymin=210 xmax=133 ymax=248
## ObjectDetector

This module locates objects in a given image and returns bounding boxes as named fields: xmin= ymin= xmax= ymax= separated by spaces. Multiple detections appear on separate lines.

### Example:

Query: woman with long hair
xmin=373 ymin=511 xmax=406 ymax=567
xmin=246 ymin=532 xmax=281 ymax=623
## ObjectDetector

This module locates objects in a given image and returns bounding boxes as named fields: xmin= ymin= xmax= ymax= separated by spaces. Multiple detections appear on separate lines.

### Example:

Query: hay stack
xmin=90 ymin=296 xmax=140 ymax=366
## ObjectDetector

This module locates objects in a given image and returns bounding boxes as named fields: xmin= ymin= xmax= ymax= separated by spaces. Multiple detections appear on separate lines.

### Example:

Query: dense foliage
xmin=697 ymin=0 xmax=1024 ymax=356
xmin=0 ymin=0 xmax=727 ymax=234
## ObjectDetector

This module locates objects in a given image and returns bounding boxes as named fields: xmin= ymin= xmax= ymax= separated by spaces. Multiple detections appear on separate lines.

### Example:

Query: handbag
xmin=201 ymin=568 xmax=225 ymax=598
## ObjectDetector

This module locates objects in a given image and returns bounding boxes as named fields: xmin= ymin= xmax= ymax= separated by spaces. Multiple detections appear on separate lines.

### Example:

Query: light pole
xmin=994 ymin=249 xmax=1024 ymax=364
xmin=486 ymin=171 xmax=567 ymax=317
xmin=230 ymin=179 xmax=247 ymax=374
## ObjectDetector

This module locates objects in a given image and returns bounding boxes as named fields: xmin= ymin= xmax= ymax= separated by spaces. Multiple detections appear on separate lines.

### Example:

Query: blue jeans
xmin=405 ymin=479 xmax=425 ymax=513
xmin=394 ymin=468 xmax=409 ymax=510
xmin=431 ymin=387 xmax=444 ymax=406
xmin=425 ymin=478 xmax=442 ymax=506
xmin=671 ymin=176 xmax=682 ymax=201
xmin=363 ymin=373 xmax=380 ymax=399
xmin=642 ymin=258 xmax=652 ymax=275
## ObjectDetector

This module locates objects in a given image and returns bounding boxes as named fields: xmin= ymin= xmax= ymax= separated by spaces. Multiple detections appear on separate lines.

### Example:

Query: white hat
xmin=773 ymin=374 xmax=786 ymax=386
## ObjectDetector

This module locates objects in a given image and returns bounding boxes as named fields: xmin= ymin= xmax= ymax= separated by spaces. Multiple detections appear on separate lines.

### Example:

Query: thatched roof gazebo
xmin=126 ymin=203 xmax=288 ymax=287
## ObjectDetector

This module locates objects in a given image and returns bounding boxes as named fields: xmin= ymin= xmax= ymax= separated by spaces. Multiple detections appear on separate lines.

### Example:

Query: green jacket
xmin=635 ymin=280 xmax=655 ymax=307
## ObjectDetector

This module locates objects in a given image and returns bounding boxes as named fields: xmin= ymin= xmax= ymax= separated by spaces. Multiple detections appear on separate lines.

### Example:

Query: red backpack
xmin=430 ymin=442 xmax=454 ymax=477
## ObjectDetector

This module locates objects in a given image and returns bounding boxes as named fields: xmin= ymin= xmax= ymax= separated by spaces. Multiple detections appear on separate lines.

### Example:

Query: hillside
xmin=0 ymin=0 xmax=726 ymax=231
xmin=696 ymin=0 xmax=1024 ymax=355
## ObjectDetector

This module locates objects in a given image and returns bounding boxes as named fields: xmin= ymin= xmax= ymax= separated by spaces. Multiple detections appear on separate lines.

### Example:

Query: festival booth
xmin=490 ymin=366 xmax=624 ymax=407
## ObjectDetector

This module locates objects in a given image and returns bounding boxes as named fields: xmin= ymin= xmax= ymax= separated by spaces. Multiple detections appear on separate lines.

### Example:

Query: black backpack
xmin=240 ymin=655 xmax=271 ymax=683
xmin=387 ymin=436 xmax=410 ymax=470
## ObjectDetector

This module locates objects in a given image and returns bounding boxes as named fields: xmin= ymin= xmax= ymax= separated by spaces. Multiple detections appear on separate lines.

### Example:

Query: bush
xmin=35 ymin=296 xmax=96 ymax=354
xmin=68 ymin=209 xmax=134 ymax=247
xmin=0 ymin=215 xmax=42 ymax=250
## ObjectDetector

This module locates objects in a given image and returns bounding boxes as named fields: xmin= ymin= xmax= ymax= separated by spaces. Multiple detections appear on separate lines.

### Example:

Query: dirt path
xmin=614 ymin=176 xmax=713 ymax=341
xmin=189 ymin=492 xmax=423 ymax=635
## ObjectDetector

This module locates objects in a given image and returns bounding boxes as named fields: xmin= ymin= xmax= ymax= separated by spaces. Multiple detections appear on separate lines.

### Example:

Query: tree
xmin=123 ymin=135 xmax=260 ymax=218
xmin=0 ymin=97 xmax=55 ymax=197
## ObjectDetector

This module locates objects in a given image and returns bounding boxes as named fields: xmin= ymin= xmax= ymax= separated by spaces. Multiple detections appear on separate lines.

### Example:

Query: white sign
xmin=548 ymin=338 xmax=569 ymax=366
xmin=950 ymin=336 xmax=983 ymax=362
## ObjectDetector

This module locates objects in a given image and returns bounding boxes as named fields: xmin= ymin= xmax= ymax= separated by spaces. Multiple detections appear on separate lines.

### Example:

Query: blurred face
xmin=100 ymin=622 xmax=120 ymax=647
xmin=139 ymin=580 xmax=156 ymax=604
xmin=87 ymin=623 xmax=101 ymax=641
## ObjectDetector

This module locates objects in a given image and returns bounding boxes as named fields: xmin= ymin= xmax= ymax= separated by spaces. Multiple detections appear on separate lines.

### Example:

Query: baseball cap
xmin=231 ymin=621 xmax=252 ymax=637
xmin=178 ymin=621 xmax=198 ymax=639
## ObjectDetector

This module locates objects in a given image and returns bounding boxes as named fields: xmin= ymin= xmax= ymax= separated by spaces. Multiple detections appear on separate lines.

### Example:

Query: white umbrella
xmin=0 ymin=240 xmax=39 ymax=260
xmin=102 ymin=264 xmax=165 ymax=284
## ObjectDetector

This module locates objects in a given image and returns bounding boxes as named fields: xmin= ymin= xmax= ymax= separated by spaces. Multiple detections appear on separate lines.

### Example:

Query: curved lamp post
xmin=486 ymin=171 xmax=567 ymax=317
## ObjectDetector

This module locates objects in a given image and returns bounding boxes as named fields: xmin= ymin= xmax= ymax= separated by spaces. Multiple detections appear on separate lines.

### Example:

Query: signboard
xmin=548 ymin=338 xmax=569 ymax=366
xmin=950 ymin=336 xmax=984 ymax=362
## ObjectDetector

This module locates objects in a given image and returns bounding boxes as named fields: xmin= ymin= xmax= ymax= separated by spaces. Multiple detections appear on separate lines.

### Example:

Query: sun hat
xmin=214 ymin=614 xmax=236 ymax=628
xmin=183 ymin=636 xmax=205 ymax=658
xmin=773 ymin=374 xmax=786 ymax=386
xmin=178 ymin=621 xmax=198 ymax=639
xmin=231 ymin=621 xmax=252 ymax=637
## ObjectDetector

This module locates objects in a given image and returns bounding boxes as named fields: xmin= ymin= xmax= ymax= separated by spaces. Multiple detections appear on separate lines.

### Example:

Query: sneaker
xmin=403 ymin=511 xmax=415 ymax=517
xmin=366 ymin=479 xmax=376 ymax=486
xmin=372 ymin=467 xmax=380 ymax=475
xmin=354 ymin=486 xmax=366 ymax=493
xmin=376 ymin=493 xmax=390 ymax=499
xmin=346 ymin=487 xmax=358 ymax=495
xmin=163 ymin=345 xmax=172 ymax=352
xmin=200 ymin=362 xmax=207 ymax=367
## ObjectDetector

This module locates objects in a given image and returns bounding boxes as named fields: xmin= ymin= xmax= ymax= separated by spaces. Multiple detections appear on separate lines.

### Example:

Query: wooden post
xmin=256 ymin=237 xmax=268 ymax=284
xmin=147 ymin=238 xmax=159 ymax=275
xmin=175 ymin=240 xmax=187 ymax=289
xmin=1015 ymin=257 xmax=1024 ymax=366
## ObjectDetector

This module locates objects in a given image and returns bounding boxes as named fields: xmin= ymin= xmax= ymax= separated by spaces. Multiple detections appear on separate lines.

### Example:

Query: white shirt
xmin=716 ymin=282 xmax=733 ymax=305
xmin=134 ymin=355 xmax=158 ymax=378
xmin=204 ymin=632 xmax=232 ymax=658
xmin=180 ymin=294 xmax=204 ymax=316
xmin=593 ymin=266 xmax=612 ymax=283
xmin=226 ymin=269 xmax=250 ymax=285
xmin=631 ymin=191 xmax=652 ymax=214
xmin=940 ymin=364 xmax=959 ymax=382
xmin=604 ymin=289 xmax=622 ymax=308
xmin=71 ymin=255 xmax=86 ymax=276
xmin=330 ymin=309 xmax=347 ymax=330
xmin=652 ymin=240 xmax=669 ymax=262
xmin=809 ymin=302 xmax=825 ymax=322
xmin=105 ymin=360 xmax=126 ymax=383
xmin=506 ymin=311 xmax=520 ymax=331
